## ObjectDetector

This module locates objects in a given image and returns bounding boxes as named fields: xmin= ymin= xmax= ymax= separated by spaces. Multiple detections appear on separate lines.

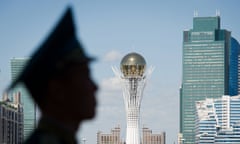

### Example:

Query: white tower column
xmin=113 ymin=52 xmax=153 ymax=144
xmin=123 ymin=77 xmax=146 ymax=144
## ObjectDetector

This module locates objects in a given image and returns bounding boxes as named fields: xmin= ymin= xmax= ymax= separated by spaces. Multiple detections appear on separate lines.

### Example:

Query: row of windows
xmin=184 ymin=68 xmax=224 ymax=73
xmin=184 ymin=75 xmax=224 ymax=79
xmin=183 ymin=54 xmax=224 ymax=59
xmin=184 ymin=66 xmax=224 ymax=70
xmin=183 ymin=92 xmax=224 ymax=97
xmin=184 ymin=63 xmax=224 ymax=67
xmin=184 ymin=86 xmax=224 ymax=90
xmin=184 ymin=77 xmax=225 ymax=81
xmin=184 ymin=45 xmax=224 ymax=50
xmin=184 ymin=83 xmax=223 ymax=87
xmin=184 ymin=41 xmax=224 ymax=47
xmin=184 ymin=74 xmax=224 ymax=78
xmin=183 ymin=62 xmax=224 ymax=67
xmin=183 ymin=52 xmax=224 ymax=57
xmin=183 ymin=48 xmax=224 ymax=53
xmin=190 ymin=31 xmax=215 ymax=41
xmin=184 ymin=47 xmax=224 ymax=50
xmin=100 ymin=136 xmax=120 ymax=141
xmin=184 ymin=70 xmax=224 ymax=74
xmin=184 ymin=60 xmax=224 ymax=65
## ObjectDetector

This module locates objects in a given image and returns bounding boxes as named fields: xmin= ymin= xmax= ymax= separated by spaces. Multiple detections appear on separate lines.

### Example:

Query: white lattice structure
xmin=112 ymin=52 xmax=153 ymax=144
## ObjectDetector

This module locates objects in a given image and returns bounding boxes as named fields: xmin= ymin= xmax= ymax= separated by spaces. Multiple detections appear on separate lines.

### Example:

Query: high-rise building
xmin=230 ymin=37 xmax=240 ymax=96
xmin=97 ymin=126 xmax=124 ymax=144
xmin=195 ymin=95 xmax=240 ymax=143
xmin=142 ymin=127 xmax=166 ymax=144
xmin=10 ymin=58 xmax=36 ymax=140
xmin=180 ymin=16 xmax=240 ymax=143
xmin=0 ymin=92 xmax=24 ymax=144
xmin=231 ymin=38 xmax=240 ymax=94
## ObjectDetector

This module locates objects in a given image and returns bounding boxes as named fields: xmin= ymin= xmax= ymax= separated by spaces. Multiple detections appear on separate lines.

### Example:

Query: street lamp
xmin=81 ymin=137 xmax=86 ymax=144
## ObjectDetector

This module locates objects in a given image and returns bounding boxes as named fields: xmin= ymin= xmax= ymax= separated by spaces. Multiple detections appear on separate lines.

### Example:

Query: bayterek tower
xmin=113 ymin=52 xmax=153 ymax=144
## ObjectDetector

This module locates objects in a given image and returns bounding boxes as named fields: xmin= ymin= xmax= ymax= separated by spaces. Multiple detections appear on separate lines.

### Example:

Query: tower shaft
xmin=126 ymin=107 xmax=140 ymax=144
xmin=122 ymin=77 xmax=146 ymax=144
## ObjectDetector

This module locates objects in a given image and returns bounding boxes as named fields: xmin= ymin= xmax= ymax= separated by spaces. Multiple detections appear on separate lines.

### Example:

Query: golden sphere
xmin=120 ymin=52 xmax=146 ymax=77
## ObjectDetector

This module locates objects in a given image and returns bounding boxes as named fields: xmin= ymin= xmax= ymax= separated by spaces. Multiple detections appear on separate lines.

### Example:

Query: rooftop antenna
xmin=194 ymin=10 xmax=198 ymax=17
xmin=216 ymin=9 xmax=220 ymax=16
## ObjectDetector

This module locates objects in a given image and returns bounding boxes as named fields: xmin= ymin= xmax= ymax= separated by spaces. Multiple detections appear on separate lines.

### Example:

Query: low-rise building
xmin=97 ymin=126 xmax=124 ymax=144
xmin=142 ymin=127 xmax=165 ymax=144
xmin=97 ymin=126 xmax=165 ymax=144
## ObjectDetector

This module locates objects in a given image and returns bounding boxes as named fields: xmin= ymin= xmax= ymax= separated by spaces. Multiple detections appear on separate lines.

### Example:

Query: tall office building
xmin=180 ymin=16 xmax=240 ymax=143
xmin=0 ymin=92 xmax=24 ymax=144
xmin=10 ymin=58 xmax=36 ymax=140
xmin=195 ymin=95 xmax=240 ymax=143
xmin=231 ymin=38 xmax=240 ymax=94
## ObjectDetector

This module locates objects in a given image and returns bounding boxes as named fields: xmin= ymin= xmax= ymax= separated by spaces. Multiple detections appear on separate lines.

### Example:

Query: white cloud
xmin=100 ymin=76 xmax=122 ymax=92
xmin=98 ymin=76 xmax=123 ymax=107
xmin=103 ymin=50 xmax=123 ymax=62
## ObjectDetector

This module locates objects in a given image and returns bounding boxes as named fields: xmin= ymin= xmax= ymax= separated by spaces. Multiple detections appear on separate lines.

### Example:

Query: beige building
xmin=0 ymin=92 xmax=24 ymax=144
xmin=142 ymin=127 xmax=165 ymax=144
xmin=97 ymin=126 xmax=166 ymax=144
xmin=97 ymin=126 xmax=125 ymax=144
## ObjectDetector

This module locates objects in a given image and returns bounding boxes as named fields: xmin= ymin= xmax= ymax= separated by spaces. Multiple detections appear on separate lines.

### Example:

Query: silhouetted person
xmin=8 ymin=7 xmax=98 ymax=144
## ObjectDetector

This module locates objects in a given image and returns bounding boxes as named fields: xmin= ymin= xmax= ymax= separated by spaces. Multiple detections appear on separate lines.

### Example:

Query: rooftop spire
xmin=216 ymin=9 xmax=220 ymax=16
xmin=194 ymin=10 xmax=198 ymax=17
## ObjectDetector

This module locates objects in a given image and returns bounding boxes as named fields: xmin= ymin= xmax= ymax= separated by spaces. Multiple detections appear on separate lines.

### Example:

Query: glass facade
xmin=230 ymin=38 xmax=240 ymax=95
xmin=180 ymin=16 xmax=239 ymax=143
xmin=195 ymin=99 xmax=217 ymax=144
xmin=195 ymin=95 xmax=240 ymax=144
xmin=10 ymin=58 xmax=36 ymax=140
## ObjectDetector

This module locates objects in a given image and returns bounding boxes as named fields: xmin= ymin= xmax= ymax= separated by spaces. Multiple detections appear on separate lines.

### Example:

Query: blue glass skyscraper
xmin=180 ymin=16 xmax=240 ymax=143
xmin=230 ymin=37 xmax=240 ymax=95
xmin=10 ymin=58 xmax=37 ymax=140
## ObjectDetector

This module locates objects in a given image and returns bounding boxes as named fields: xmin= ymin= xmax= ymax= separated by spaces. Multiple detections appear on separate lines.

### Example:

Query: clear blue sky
xmin=0 ymin=1 xmax=240 ymax=143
